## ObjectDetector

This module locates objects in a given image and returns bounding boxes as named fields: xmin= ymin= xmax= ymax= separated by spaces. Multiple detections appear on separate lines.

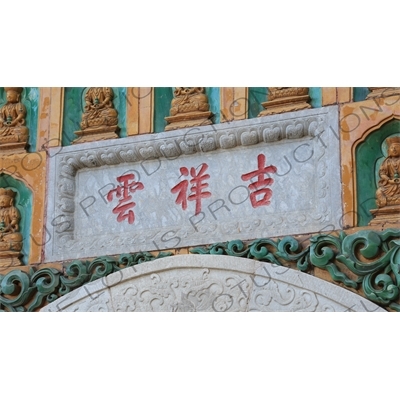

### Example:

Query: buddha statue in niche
xmin=376 ymin=136 xmax=400 ymax=207
xmin=170 ymin=87 xmax=210 ymax=115
xmin=258 ymin=87 xmax=311 ymax=116
xmin=165 ymin=87 xmax=213 ymax=131
xmin=81 ymin=87 xmax=118 ymax=130
xmin=73 ymin=87 xmax=119 ymax=143
xmin=0 ymin=87 xmax=29 ymax=153
xmin=0 ymin=188 xmax=23 ymax=267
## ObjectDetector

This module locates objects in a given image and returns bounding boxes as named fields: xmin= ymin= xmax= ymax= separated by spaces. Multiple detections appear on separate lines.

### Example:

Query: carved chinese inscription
xmin=0 ymin=188 xmax=23 ymax=267
xmin=165 ymin=87 xmax=213 ymax=131
xmin=370 ymin=136 xmax=400 ymax=226
xmin=258 ymin=87 xmax=311 ymax=116
xmin=107 ymin=173 xmax=144 ymax=224
xmin=241 ymin=154 xmax=277 ymax=208
xmin=0 ymin=87 xmax=29 ymax=154
xmin=73 ymin=87 xmax=120 ymax=144
xmin=171 ymin=163 xmax=211 ymax=215
xmin=106 ymin=155 xmax=277 ymax=226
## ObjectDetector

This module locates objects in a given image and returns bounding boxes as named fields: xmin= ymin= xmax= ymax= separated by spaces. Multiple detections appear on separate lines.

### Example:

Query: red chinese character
xmin=171 ymin=163 xmax=211 ymax=215
xmin=241 ymin=154 xmax=277 ymax=208
xmin=107 ymin=173 xmax=144 ymax=224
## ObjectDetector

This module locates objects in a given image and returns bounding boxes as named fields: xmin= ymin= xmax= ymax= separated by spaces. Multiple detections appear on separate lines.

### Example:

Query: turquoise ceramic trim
xmin=353 ymin=87 xmax=370 ymax=102
xmin=1 ymin=229 xmax=399 ymax=311
xmin=309 ymin=87 xmax=322 ymax=108
xmin=111 ymin=88 xmax=127 ymax=138
xmin=153 ymin=87 xmax=174 ymax=133
xmin=205 ymin=87 xmax=220 ymax=124
xmin=248 ymin=87 xmax=268 ymax=119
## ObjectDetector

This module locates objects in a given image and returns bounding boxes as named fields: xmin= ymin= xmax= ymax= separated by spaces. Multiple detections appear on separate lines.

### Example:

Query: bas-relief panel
xmin=44 ymin=106 xmax=342 ymax=262
xmin=41 ymin=255 xmax=385 ymax=312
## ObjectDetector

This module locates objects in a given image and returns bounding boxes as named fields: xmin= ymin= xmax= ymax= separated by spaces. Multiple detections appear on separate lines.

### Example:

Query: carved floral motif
xmin=0 ymin=251 xmax=172 ymax=312
xmin=0 ymin=229 xmax=398 ymax=312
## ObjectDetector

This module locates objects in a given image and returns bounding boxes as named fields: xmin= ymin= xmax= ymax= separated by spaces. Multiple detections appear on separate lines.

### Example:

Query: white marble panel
xmin=44 ymin=106 xmax=342 ymax=262
xmin=41 ymin=255 xmax=385 ymax=312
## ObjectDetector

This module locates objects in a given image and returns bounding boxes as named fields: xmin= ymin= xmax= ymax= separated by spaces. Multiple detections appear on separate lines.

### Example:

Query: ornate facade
xmin=0 ymin=87 xmax=399 ymax=312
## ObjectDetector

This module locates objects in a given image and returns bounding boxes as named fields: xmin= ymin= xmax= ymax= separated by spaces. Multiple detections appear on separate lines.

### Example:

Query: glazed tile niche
xmin=0 ymin=87 xmax=29 ymax=154
xmin=0 ymin=175 xmax=33 ymax=267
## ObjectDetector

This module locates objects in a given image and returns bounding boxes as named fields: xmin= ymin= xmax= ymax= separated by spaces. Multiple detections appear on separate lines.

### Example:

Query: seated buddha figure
xmin=0 ymin=87 xmax=29 ymax=139
xmin=0 ymin=188 xmax=23 ymax=253
xmin=376 ymin=136 xmax=400 ymax=207
xmin=80 ymin=87 xmax=118 ymax=131
xmin=170 ymin=87 xmax=210 ymax=116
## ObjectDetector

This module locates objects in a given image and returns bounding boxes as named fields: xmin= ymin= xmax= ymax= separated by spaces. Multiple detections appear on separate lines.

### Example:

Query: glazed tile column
xmin=0 ymin=87 xmax=47 ymax=267
xmin=321 ymin=88 xmax=352 ymax=105
xmin=37 ymin=87 xmax=64 ymax=150
xmin=220 ymin=87 xmax=248 ymax=122
xmin=126 ymin=87 xmax=154 ymax=135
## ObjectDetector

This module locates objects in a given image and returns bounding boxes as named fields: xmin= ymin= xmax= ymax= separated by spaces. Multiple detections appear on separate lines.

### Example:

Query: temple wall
xmin=1 ymin=87 xmax=399 ymax=312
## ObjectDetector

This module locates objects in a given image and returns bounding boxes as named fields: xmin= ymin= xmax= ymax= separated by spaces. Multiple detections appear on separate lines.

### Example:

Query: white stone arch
xmin=41 ymin=255 xmax=385 ymax=312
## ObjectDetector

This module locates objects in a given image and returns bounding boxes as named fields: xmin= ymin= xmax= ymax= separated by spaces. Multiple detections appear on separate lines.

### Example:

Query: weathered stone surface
xmin=44 ymin=106 xmax=342 ymax=262
xmin=41 ymin=255 xmax=385 ymax=312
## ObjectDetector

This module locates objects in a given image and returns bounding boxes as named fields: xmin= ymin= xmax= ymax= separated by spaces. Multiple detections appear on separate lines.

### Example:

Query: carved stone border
xmin=45 ymin=106 xmax=339 ymax=262
xmin=41 ymin=255 xmax=385 ymax=312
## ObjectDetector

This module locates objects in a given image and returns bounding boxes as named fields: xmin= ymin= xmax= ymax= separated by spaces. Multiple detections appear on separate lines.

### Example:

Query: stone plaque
xmin=44 ymin=106 xmax=341 ymax=262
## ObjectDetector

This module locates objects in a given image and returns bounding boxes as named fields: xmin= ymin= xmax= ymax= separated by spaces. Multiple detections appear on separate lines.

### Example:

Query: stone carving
xmin=0 ymin=251 xmax=171 ymax=312
xmin=165 ymin=87 xmax=213 ymax=131
xmin=370 ymin=136 xmax=400 ymax=226
xmin=0 ymin=87 xmax=29 ymax=154
xmin=45 ymin=106 xmax=340 ymax=263
xmin=73 ymin=87 xmax=119 ymax=143
xmin=110 ymin=269 xmax=250 ymax=312
xmin=0 ymin=188 xmax=23 ymax=267
xmin=192 ymin=229 xmax=400 ymax=310
xmin=258 ymin=87 xmax=311 ymax=116
xmin=41 ymin=255 xmax=386 ymax=312
xmin=2 ymin=228 xmax=399 ymax=311
xmin=367 ymin=87 xmax=400 ymax=99
xmin=377 ymin=137 xmax=400 ymax=206
xmin=61 ymin=291 xmax=112 ymax=312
